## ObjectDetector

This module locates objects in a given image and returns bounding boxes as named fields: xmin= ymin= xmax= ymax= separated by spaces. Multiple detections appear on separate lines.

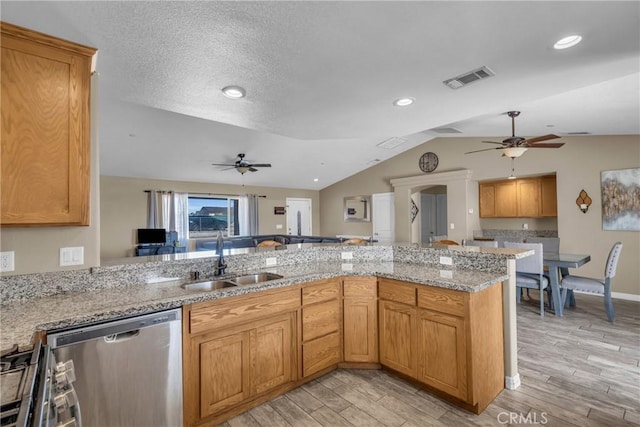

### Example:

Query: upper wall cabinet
xmin=479 ymin=175 xmax=557 ymax=218
xmin=1 ymin=22 xmax=96 ymax=226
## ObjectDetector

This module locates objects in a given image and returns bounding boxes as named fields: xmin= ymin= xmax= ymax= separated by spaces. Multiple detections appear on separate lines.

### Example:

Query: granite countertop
xmin=0 ymin=261 xmax=508 ymax=352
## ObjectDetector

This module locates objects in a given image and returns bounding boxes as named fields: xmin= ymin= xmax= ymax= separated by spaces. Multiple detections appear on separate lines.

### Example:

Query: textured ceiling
xmin=1 ymin=1 xmax=639 ymax=189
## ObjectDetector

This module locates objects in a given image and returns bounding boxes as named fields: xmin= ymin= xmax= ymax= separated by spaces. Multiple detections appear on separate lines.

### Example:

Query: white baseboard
xmin=573 ymin=290 xmax=640 ymax=302
xmin=505 ymin=374 xmax=521 ymax=390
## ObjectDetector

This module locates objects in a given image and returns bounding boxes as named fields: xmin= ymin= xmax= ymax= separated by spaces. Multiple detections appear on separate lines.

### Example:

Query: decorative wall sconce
xmin=576 ymin=189 xmax=592 ymax=213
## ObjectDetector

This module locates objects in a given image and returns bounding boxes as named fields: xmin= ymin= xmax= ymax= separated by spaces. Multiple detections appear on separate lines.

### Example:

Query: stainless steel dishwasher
xmin=47 ymin=308 xmax=183 ymax=427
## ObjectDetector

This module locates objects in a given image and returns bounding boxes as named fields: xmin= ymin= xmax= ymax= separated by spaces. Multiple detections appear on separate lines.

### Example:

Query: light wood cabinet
xmin=378 ymin=278 xmax=504 ymax=414
xmin=301 ymin=279 xmax=341 ymax=378
xmin=378 ymin=279 xmax=417 ymax=376
xmin=495 ymin=181 xmax=518 ymax=217
xmin=479 ymin=175 xmax=556 ymax=218
xmin=1 ymin=22 xmax=96 ymax=226
xmin=343 ymin=277 xmax=378 ymax=363
xmin=183 ymin=288 xmax=299 ymax=426
xmin=516 ymin=178 xmax=541 ymax=217
xmin=540 ymin=175 xmax=558 ymax=216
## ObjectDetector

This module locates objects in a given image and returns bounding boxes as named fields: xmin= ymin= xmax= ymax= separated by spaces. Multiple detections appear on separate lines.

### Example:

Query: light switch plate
xmin=265 ymin=257 xmax=277 ymax=266
xmin=60 ymin=247 xmax=84 ymax=266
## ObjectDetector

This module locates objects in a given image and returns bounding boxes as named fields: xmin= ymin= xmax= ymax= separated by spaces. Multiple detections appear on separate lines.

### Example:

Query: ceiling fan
xmin=464 ymin=111 xmax=564 ymax=158
xmin=211 ymin=153 xmax=272 ymax=174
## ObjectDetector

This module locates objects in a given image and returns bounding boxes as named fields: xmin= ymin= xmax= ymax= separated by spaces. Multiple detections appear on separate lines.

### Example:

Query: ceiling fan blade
xmin=249 ymin=167 xmax=259 ymax=172
xmin=464 ymin=147 xmax=503 ymax=154
xmin=527 ymin=143 xmax=565 ymax=148
xmin=523 ymin=134 xmax=560 ymax=144
xmin=221 ymin=166 xmax=236 ymax=171
xmin=481 ymin=141 xmax=506 ymax=145
xmin=211 ymin=163 xmax=236 ymax=167
xmin=249 ymin=163 xmax=271 ymax=167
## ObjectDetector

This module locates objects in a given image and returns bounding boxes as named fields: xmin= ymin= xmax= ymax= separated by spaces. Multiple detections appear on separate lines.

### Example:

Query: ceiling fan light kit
xmin=211 ymin=153 xmax=271 ymax=174
xmin=464 ymin=111 xmax=564 ymax=157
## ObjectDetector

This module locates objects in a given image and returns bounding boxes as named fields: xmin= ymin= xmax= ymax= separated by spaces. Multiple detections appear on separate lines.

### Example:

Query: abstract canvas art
xmin=601 ymin=168 xmax=640 ymax=231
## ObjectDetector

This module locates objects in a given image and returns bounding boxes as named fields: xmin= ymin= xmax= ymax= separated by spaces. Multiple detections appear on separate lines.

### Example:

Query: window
xmin=188 ymin=196 xmax=240 ymax=238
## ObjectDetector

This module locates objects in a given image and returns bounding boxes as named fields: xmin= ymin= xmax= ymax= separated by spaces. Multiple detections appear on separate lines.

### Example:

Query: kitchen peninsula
xmin=0 ymin=243 xmax=529 ymax=423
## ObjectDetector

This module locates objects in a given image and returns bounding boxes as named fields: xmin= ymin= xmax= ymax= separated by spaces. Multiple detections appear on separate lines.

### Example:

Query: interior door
xmin=372 ymin=192 xmax=394 ymax=243
xmin=285 ymin=198 xmax=312 ymax=236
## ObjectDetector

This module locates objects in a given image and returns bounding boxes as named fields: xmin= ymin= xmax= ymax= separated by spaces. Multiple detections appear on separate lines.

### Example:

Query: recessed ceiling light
xmin=554 ymin=35 xmax=582 ymax=50
xmin=393 ymin=97 xmax=414 ymax=107
xmin=222 ymin=85 xmax=246 ymax=99
xmin=313 ymin=178 xmax=319 ymax=182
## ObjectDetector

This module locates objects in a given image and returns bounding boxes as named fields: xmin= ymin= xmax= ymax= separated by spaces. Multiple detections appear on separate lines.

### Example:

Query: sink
xmin=180 ymin=280 xmax=237 ymax=291
xmin=229 ymin=273 xmax=284 ymax=286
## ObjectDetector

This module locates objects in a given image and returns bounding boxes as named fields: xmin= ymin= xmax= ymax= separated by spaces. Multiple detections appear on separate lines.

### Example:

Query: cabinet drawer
xmin=302 ymin=299 xmax=340 ymax=342
xmin=418 ymin=286 xmax=466 ymax=317
xmin=190 ymin=288 xmax=300 ymax=335
xmin=343 ymin=277 xmax=377 ymax=297
xmin=379 ymin=279 xmax=416 ymax=305
xmin=302 ymin=331 xmax=341 ymax=377
xmin=302 ymin=279 xmax=340 ymax=305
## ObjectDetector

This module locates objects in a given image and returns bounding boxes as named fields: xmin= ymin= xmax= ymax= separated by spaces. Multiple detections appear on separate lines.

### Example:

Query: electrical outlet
xmin=265 ymin=257 xmax=277 ymax=266
xmin=523 ymin=223 xmax=529 ymax=230
xmin=341 ymin=263 xmax=353 ymax=271
xmin=341 ymin=251 xmax=353 ymax=260
xmin=439 ymin=256 xmax=453 ymax=266
xmin=439 ymin=270 xmax=453 ymax=279
xmin=0 ymin=251 xmax=15 ymax=272
xmin=450 ymin=223 xmax=455 ymax=230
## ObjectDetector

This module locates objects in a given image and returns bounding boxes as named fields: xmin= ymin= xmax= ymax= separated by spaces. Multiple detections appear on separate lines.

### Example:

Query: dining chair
xmin=433 ymin=239 xmax=459 ymax=246
xmin=431 ymin=235 xmax=448 ymax=243
xmin=560 ymin=242 xmax=623 ymax=322
xmin=495 ymin=236 xmax=523 ymax=248
xmin=256 ymin=240 xmax=282 ymax=247
xmin=525 ymin=237 xmax=560 ymax=254
xmin=466 ymin=240 xmax=498 ymax=248
xmin=524 ymin=237 xmax=560 ymax=300
xmin=503 ymin=242 xmax=550 ymax=316
xmin=343 ymin=238 xmax=367 ymax=245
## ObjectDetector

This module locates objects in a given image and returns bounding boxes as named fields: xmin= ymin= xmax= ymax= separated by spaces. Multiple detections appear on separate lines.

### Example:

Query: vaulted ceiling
xmin=2 ymin=1 xmax=639 ymax=189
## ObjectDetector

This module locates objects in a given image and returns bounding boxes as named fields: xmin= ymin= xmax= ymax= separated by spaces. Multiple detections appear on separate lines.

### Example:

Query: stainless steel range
xmin=0 ymin=340 xmax=80 ymax=427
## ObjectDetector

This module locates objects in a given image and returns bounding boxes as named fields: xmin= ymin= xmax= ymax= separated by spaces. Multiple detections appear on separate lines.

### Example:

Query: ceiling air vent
xmin=376 ymin=137 xmax=407 ymax=149
xmin=443 ymin=66 xmax=495 ymax=89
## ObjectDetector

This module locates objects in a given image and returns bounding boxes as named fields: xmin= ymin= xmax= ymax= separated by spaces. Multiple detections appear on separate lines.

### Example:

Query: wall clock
xmin=419 ymin=152 xmax=439 ymax=173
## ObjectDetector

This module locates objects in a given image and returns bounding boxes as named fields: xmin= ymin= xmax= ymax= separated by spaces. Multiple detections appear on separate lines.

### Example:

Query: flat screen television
xmin=137 ymin=228 xmax=166 ymax=244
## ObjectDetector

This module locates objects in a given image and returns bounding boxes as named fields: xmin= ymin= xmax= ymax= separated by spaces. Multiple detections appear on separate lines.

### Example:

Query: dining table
xmin=544 ymin=252 xmax=591 ymax=316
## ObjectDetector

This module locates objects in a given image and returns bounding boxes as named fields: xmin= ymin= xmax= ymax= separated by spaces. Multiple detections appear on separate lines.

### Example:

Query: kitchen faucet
xmin=214 ymin=231 xmax=227 ymax=276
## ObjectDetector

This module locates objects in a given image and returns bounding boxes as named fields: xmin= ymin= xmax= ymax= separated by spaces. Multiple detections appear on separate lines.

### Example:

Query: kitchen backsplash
xmin=475 ymin=229 xmax=559 ymax=239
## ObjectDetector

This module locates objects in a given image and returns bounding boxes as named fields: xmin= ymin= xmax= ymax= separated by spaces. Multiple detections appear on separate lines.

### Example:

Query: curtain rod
xmin=144 ymin=190 xmax=266 ymax=198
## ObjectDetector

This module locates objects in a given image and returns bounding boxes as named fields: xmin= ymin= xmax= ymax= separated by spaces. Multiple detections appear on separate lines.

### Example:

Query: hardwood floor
xmin=221 ymin=293 xmax=640 ymax=426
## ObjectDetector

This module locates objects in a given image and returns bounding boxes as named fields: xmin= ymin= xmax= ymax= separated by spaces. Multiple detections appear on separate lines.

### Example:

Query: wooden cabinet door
xmin=252 ymin=313 xmax=294 ymax=395
xmin=199 ymin=330 xmax=251 ymax=418
xmin=1 ymin=23 xmax=95 ymax=226
xmin=417 ymin=309 xmax=468 ymax=401
xmin=343 ymin=277 xmax=378 ymax=363
xmin=479 ymin=183 xmax=496 ymax=218
xmin=344 ymin=297 xmax=378 ymax=362
xmin=516 ymin=178 xmax=541 ymax=217
xmin=540 ymin=175 xmax=557 ymax=217
xmin=379 ymin=300 xmax=416 ymax=377
xmin=494 ymin=181 xmax=517 ymax=217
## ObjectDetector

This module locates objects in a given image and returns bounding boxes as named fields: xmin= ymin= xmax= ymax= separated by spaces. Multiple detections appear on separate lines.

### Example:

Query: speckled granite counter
xmin=1 ymin=243 xmax=530 ymax=352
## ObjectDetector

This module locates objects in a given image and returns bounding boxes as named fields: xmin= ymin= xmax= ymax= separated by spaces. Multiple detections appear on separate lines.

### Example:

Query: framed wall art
xmin=601 ymin=167 xmax=640 ymax=231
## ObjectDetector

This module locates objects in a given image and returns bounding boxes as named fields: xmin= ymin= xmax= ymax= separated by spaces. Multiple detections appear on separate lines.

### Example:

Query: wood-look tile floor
xmin=222 ymin=293 xmax=640 ymax=426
